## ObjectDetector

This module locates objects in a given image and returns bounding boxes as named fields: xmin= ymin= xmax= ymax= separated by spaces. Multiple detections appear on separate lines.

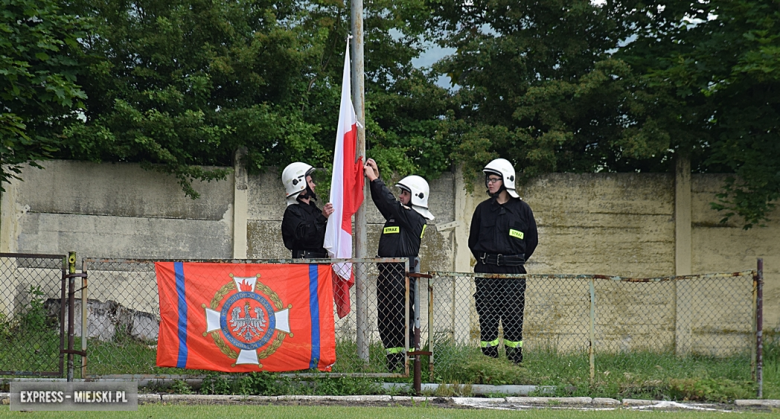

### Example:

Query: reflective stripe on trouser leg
xmin=475 ymin=277 xmax=500 ymax=358
xmin=501 ymin=277 xmax=526 ymax=347
xmin=504 ymin=340 xmax=523 ymax=348
xmin=502 ymin=276 xmax=526 ymax=364
xmin=377 ymin=262 xmax=414 ymax=359
xmin=480 ymin=339 xmax=500 ymax=348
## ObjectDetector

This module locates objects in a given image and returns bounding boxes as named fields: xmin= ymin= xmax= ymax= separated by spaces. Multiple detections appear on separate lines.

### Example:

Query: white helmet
xmin=396 ymin=175 xmax=434 ymax=220
xmin=282 ymin=162 xmax=313 ymax=205
xmin=483 ymin=158 xmax=519 ymax=198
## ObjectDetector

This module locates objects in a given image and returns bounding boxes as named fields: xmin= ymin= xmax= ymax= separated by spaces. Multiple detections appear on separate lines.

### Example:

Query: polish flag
xmin=323 ymin=40 xmax=364 ymax=318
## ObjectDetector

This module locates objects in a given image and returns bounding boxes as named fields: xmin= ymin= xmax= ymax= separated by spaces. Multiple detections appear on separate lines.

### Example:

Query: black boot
xmin=506 ymin=347 xmax=523 ymax=364
xmin=481 ymin=345 xmax=499 ymax=358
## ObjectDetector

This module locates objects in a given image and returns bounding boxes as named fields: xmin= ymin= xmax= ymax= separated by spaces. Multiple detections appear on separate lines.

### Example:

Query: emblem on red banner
xmin=203 ymin=273 xmax=292 ymax=367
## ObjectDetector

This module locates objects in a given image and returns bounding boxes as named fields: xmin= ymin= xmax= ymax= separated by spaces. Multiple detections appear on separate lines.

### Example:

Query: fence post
xmin=356 ymin=261 xmax=369 ymax=362
xmin=428 ymin=275 xmax=434 ymax=381
xmin=756 ymin=258 xmax=764 ymax=398
xmin=404 ymin=259 xmax=410 ymax=375
xmin=59 ymin=256 xmax=67 ymax=377
xmin=67 ymin=252 xmax=76 ymax=381
xmin=589 ymin=279 xmax=595 ymax=384
xmin=81 ymin=259 xmax=88 ymax=378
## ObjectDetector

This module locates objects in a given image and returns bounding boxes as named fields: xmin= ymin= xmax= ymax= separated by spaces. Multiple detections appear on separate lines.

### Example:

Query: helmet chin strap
xmin=299 ymin=185 xmax=317 ymax=201
xmin=488 ymin=185 xmax=507 ymax=199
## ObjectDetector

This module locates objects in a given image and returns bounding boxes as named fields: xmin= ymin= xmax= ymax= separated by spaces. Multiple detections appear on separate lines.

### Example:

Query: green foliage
xmin=667 ymin=377 xmax=753 ymax=403
xmin=431 ymin=340 xmax=527 ymax=385
xmin=0 ymin=289 xmax=60 ymax=374
xmin=427 ymin=0 xmax=779 ymax=227
xmin=0 ymin=0 xmax=89 ymax=187
xmin=427 ymin=0 xmax=660 ymax=181
xmin=13 ymin=332 xmax=774 ymax=403
xmin=62 ymin=0 xmax=324 ymax=197
xmin=0 ymin=312 xmax=12 ymax=342
xmin=239 ymin=372 xmax=292 ymax=395
xmin=307 ymin=375 xmax=382 ymax=395
xmin=618 ymin=0 xmax=780 ymax=228
xmin=168 ymin=379 xmax=193 ymax=395
xmin=52 ymin=0 xmax=448 ymax=197
xmin=199 ymin=372 xmax=381 ymax=396
xmin=200 ymin=373 xmax=233 ymax=395
xmin=7 ymin=0 xmax=778 ymax=224
xmin=20 ymin=285 xmax=49 ymax=332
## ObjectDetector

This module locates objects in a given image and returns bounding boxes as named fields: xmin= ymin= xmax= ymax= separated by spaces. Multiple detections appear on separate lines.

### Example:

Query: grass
xmin=0 ymin=329 xmax=61 ymax=374
xmin=0 ymin=404 xmax=777 ymax=418
xmin=3 ymin=307 xmax=780 ymax=403
xmin=0 ymin=286 xmax=62 ymax=375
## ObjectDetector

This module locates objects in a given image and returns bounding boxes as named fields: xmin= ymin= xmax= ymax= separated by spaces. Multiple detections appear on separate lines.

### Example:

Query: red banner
xmin=156 ymin=262 xmax=336 ymax=372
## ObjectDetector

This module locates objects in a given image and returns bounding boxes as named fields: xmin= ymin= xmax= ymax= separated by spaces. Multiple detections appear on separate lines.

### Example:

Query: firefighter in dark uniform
xmin=281 ymin=162 xmax=334 ymax=258
xmin=468 ymin=158 xmax=538 ymax=364
xmin=364 ymin=158 xmax=434 ymax=372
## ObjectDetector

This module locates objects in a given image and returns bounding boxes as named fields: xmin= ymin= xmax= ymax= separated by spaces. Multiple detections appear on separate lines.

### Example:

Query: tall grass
xmin=0 ymin=286 xmax=62 ymax=375
xmin=4 ymin=318 xmax=780 ymax=402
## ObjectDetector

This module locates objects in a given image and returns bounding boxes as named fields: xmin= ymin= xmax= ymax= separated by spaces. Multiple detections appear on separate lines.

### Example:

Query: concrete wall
xmin=0 ymin=160 xmax=234 ymax=259
xmin=0 ymin=160 xmax=776 ymax=341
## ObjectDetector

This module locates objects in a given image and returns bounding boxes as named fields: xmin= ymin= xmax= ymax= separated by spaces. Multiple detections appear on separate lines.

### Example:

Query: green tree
xmin=618 ymin=0 xmax=780 ymax=228
xmin=360 ymin=0 xmax=454 ymax=181
xmin=62 ymin=0 xmax=449 ymax=196
xmin=0 ymin=0 xmax=88 ymax=187
xmin=426 ymin=0 xmax=667 ymax=182
xmin=427 ymin=0 xmax=779 ymax=227
xmin=63 ymin=0 xmax=326 ymax=197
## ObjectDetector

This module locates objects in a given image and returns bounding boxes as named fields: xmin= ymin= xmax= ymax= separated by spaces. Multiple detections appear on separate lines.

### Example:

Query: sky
xmin=411 ymin=42 xmax=456 ymax=88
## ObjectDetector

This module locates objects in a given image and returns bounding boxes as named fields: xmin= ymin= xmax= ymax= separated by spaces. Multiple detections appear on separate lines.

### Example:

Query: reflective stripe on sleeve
xmin=386 ymin=347 xmax=405 ymax=354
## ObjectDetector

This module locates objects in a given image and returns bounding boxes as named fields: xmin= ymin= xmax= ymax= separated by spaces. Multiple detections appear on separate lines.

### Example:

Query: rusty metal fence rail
xmin=80 ymin=257 xmax=411 ymax=378
xmin=0 ymin=253 xmax=66 ymax=377
xmin=421 ymin=271 xmax=757 ymax=378
xmin=19 ymin=255 xmax=755 ymax=381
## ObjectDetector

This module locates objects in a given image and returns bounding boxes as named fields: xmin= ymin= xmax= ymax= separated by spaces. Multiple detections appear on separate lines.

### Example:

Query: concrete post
xmin=233 ymin=148 xmax=248 ymax=259
xmin=453 ymin=166 xmax=473 ymax=344
xmin=0 ymin=177 xmax=20 ymax=253
xmin=674 ymin=155 xmax=692 ymax=355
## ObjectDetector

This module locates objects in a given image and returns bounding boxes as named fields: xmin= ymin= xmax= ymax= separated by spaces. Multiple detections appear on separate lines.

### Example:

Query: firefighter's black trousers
xmin=474 ymin=276 xmax=526 ymax=362
xmin=377 ymin=262 xmax=415 ymax=370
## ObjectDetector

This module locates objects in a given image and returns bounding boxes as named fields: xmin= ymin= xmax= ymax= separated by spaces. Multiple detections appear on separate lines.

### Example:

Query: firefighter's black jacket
xmin=370 ymin=179 xmax=426 ymax=258
xmin=468 ymin=196 xmax=538 ymax=273
xmin=281 ymin=199 xmax=328 ymax=254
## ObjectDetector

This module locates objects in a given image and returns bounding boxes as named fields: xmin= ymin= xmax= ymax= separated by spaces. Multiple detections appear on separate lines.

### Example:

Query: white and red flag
xmin=323 ymin=39 xmax=364 ymax=319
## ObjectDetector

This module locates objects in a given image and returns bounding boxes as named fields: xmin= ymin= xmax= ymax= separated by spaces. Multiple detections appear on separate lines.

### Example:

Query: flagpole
xmin=351 ymin=0 xmax=369 ymax=362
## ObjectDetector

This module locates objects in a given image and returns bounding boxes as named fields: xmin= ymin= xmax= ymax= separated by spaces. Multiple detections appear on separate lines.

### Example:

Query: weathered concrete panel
xmin=691 ymin=174 xmax=780 ymax=330
xmin=247 ymin=219 xmax=289 ymax=259
xmin=17 ymin=213 xmax=232 ymax=259
xmin=247 ymin=168 xmax=284 ymax=222
xmin=15 ymin=160 xmax=232 ymax=219
xmin=519 ymin=173 xmax=675 ymax=277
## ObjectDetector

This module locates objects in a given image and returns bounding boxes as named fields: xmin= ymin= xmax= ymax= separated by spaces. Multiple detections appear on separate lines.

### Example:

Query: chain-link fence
xmin=80 ymin=257 xmax=413 ymax=377
xmin=423 ymin=271 xmax=757 ymax=378
xmin=11 ymin=254 xmax=756 ymax=381
xmin=0 ymin=253 xmax=66 ymax=377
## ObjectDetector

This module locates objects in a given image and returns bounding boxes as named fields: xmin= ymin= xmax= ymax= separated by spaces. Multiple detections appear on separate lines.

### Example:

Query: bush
xmin=667 ymin=378 xmax=753 ymax=402
xmin=20 ymin=286 xmax=51 ymax=332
